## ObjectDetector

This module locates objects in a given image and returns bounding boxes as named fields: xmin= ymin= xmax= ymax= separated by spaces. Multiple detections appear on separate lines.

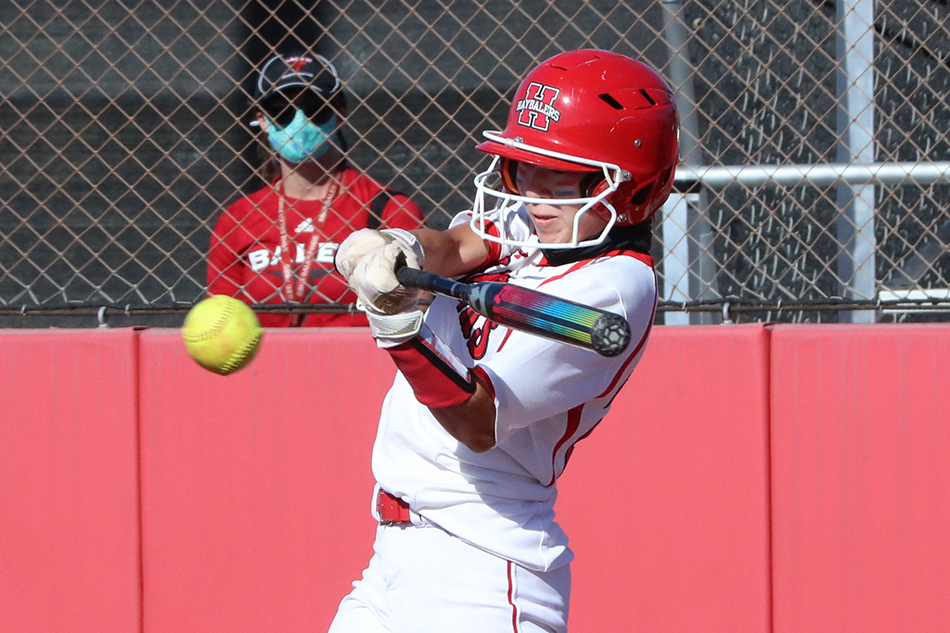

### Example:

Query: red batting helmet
xmin=471 ymin=49 xmax=679 ymax=247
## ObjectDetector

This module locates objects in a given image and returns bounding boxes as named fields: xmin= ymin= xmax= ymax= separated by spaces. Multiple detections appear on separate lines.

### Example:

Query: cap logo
xmin=280 ymin=56 xmax=313 ymax=73
xmin=516 ymin=82 xmax=561 ymax=132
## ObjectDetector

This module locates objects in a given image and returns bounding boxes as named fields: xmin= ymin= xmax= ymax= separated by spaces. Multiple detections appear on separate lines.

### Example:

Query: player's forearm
xmin=428 ymin=374 xmax=497 ymax=453
xmin=412 ymin=224 xmax=490 ymax=279
xmin=378 ymin=320 xmax=498 ymax=453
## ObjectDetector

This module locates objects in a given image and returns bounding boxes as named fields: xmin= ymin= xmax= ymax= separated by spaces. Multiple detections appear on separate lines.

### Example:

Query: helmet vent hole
xmin=638 ymin=89 xmax=657 ymax=106
xmin=598 ymin=93 xmax=624 ymax=110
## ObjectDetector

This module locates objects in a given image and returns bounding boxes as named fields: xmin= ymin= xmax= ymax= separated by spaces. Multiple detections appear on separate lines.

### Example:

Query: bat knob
xmin=591 ymin=313 xmax=631 ymax=357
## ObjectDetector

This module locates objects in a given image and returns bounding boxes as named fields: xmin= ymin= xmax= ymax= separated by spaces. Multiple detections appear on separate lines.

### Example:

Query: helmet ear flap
xmin=585 ymin=173 xmax=619 ymax=225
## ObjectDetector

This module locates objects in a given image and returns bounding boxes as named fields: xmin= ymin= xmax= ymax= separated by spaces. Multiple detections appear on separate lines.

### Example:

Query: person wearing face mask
xmin=207 ymin=52 xmax=425 ymax=327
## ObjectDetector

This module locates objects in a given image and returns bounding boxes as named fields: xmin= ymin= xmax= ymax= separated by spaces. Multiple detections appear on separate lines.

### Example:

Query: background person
xmin=330 ymin=49 xmax=679 ymax=632
xmin=207 ymin=51 xmax=424 ymax=327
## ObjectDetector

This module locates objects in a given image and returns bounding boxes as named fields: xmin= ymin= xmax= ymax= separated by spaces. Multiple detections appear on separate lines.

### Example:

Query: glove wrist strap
xmin=367 ymin=310 xmax=424 ymax=347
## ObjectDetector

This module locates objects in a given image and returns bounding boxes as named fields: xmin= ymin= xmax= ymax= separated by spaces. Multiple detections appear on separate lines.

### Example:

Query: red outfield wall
xmin=769 ymin=326 xmax=950 ymax=633
xmin=0 ymin=330 xmax=141 ymax=633
xmin=1 ymin=325 xmax=948 ymax=633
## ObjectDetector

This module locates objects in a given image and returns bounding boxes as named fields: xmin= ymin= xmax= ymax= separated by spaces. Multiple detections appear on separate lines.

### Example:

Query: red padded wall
xmin=770 ymin=325 xmax=950 ymax=633
xmin=6 ymin=324 xmax=950 ymax=633
xmin=557 ymin=324 xmax=773 ymax=633
xmin=137 ymin=328 xmax=394 ymax=633
xmin=0 ymin=330 xmax=141 ymax=633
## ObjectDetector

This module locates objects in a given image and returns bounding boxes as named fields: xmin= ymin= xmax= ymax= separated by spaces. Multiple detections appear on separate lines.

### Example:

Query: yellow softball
xmin=181 ymin=295 xmax=263 ymax=376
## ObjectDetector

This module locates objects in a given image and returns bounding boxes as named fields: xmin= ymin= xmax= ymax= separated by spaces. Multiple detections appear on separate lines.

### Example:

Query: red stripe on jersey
xmin=496 ymin=328 xmax=514 ymax=352
xmin=597 ymin=275 xmax=659 ymax=399
xmin=547 ymin=405 xmax=583 ymax=486
xmin=597 ymin=320 xmax=653 ymax=399
xmin=610 ymin=249 xmax=654 ymax=268
xmin=590 ymin=248 xmax=654 ymax=268
xmin=537 ymin=260 xmax=588 ymax=288
xmin=507 ymin=561 xmax=520 ymax=632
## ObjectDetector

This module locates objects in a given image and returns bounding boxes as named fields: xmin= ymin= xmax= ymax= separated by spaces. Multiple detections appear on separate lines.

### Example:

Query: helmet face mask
xmin=471 ymin=49 xmax=679 ymax=250
xmin=471 ymin=146 xmax=623 ymax=249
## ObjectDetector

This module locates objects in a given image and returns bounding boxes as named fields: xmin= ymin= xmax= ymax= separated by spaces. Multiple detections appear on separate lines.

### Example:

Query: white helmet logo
xmin=516 ymin=83 xmax=561 ymax=131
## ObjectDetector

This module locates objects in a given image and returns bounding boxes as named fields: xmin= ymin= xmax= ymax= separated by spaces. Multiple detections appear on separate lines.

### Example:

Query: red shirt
xmin=207 ymin=167 xmax=424 ymax=327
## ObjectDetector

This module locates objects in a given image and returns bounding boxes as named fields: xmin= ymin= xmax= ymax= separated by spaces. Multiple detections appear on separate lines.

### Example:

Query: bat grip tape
xmin=386 ymin=323 xmax=476 ymax=408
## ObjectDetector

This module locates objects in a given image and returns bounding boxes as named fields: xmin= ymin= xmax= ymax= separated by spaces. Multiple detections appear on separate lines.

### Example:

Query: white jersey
xmin=371 ymin=206 xmax=658 ymax=572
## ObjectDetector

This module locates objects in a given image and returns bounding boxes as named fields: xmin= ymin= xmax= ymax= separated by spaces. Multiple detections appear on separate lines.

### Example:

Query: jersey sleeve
xmin=448 ymin=204 xmax=535 ymax=267
xmin=477 ymin=260 xmax=657 ymax=445
xmin=206 ymin=202 xmax=244 ymax=297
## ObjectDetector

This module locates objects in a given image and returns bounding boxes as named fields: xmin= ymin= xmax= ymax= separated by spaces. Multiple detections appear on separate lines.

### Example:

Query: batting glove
xmin=335 ymin=228 xmax=424 ymax=282
xmin=350 ymin=241 xmax=421 ymax=312
xmin=349 ymin=240 xmax=425 ymax=347
xmin=365 ymin=309 xmax=425 ymax=349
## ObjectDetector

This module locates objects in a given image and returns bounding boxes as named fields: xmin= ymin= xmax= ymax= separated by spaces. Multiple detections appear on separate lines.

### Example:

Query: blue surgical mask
xmin=265 ymin=110 xmax=338 ymax=163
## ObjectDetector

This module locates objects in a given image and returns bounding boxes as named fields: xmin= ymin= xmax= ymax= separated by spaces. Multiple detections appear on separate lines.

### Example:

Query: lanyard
xmin=277 ymin=178 xmax=339 ymax=319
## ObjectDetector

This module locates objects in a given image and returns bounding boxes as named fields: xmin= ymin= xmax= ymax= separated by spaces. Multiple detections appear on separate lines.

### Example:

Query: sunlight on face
xmin=515 ymin=163 xmax=608 ymax=245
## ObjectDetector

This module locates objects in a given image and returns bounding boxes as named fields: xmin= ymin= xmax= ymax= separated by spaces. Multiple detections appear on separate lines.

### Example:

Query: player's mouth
xmin=528 ymin=211 xmax=559 ymax=226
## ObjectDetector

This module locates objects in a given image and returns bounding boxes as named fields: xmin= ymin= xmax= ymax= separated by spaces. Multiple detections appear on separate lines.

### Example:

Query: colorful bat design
xmin=395 ymin=266 xmax=631 ymax=357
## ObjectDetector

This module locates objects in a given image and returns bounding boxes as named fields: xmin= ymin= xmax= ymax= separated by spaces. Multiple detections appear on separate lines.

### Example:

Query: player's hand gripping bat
xmin=395 ymin=264 xmax=631 ymax=357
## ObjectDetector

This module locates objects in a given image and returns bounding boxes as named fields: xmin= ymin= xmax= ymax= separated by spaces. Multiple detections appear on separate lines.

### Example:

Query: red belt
xmin=376 ymin=488 xmax=412 ymax=525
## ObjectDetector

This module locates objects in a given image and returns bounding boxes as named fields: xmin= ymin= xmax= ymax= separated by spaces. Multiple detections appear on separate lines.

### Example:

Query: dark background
xmin=2 ymin=0 xmax=949 ymax=327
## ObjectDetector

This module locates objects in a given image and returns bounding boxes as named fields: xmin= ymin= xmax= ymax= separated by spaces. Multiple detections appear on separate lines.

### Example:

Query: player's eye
xmin=515 ymin=163 xmax=583 ymax=199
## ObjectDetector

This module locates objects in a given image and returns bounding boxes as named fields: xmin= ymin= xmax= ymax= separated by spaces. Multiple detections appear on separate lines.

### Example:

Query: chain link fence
xmin=3 ymin=0 xmax=950 ymax=326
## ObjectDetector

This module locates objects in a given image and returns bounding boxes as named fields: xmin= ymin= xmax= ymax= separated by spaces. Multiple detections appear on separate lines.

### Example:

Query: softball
xmin=181 ymin=295 xmax=263 ymax=376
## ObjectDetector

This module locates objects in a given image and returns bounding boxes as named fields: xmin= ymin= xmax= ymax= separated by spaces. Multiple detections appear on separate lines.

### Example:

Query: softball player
xmin=331 ymin=49 xmax=679 ymax=632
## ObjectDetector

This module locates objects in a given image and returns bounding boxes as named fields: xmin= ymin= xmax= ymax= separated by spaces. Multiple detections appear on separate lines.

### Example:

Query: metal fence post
xmin=836 ymin=0 xmax=877 ymax=323
xmin=661 ymin=0 xmax=720 ymax=325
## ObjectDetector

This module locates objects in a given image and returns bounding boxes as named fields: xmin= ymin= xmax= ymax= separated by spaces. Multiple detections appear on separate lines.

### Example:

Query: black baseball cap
xmin=256 ymin=53 xmax=341 ymax=101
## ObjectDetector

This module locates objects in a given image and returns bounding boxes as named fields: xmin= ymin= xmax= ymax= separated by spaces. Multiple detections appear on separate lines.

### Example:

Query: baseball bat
xmin=395 ymin=265 xmax=631 ymax=357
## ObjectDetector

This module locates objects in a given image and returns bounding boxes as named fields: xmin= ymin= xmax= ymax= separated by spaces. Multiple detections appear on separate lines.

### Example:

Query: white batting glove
xmin=351 ymin=241 xmax=421 ymax=316
xmin=339 ymin=228 xmax=425 ymax=345
xmin=350 ymin=242 xmax=426 ymax=346
xmin=335 ymin=228 xmax=424 ymax=282
xmin=335 ymin=229 xmax=389 ymax=281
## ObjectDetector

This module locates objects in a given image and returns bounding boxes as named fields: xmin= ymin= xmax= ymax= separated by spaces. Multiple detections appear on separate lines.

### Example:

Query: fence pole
xmin=836 ymin=0 xmax=877 ymax=323
xmin=661 ymin=0 xmax=720 ymax=325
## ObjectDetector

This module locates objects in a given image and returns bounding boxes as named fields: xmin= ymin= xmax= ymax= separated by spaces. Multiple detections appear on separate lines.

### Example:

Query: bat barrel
xmin=476 ymin=283 xmax=632 ymax=357
xmin=396 ymin=264 xmax=631 ymax=358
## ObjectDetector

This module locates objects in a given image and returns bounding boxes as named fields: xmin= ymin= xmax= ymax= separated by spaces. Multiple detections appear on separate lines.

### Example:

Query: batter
xmin=331 ymin=49 xmax=680 ymax=632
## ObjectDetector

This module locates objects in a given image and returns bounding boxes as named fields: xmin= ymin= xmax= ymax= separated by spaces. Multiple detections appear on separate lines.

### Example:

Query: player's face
xmin=515 ymin=163 xmax=608 ymax=245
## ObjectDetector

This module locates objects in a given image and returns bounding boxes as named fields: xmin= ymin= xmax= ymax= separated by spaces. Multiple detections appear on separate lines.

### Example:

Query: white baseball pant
xmin=327 ymin=521 xmax=570 ymax=633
